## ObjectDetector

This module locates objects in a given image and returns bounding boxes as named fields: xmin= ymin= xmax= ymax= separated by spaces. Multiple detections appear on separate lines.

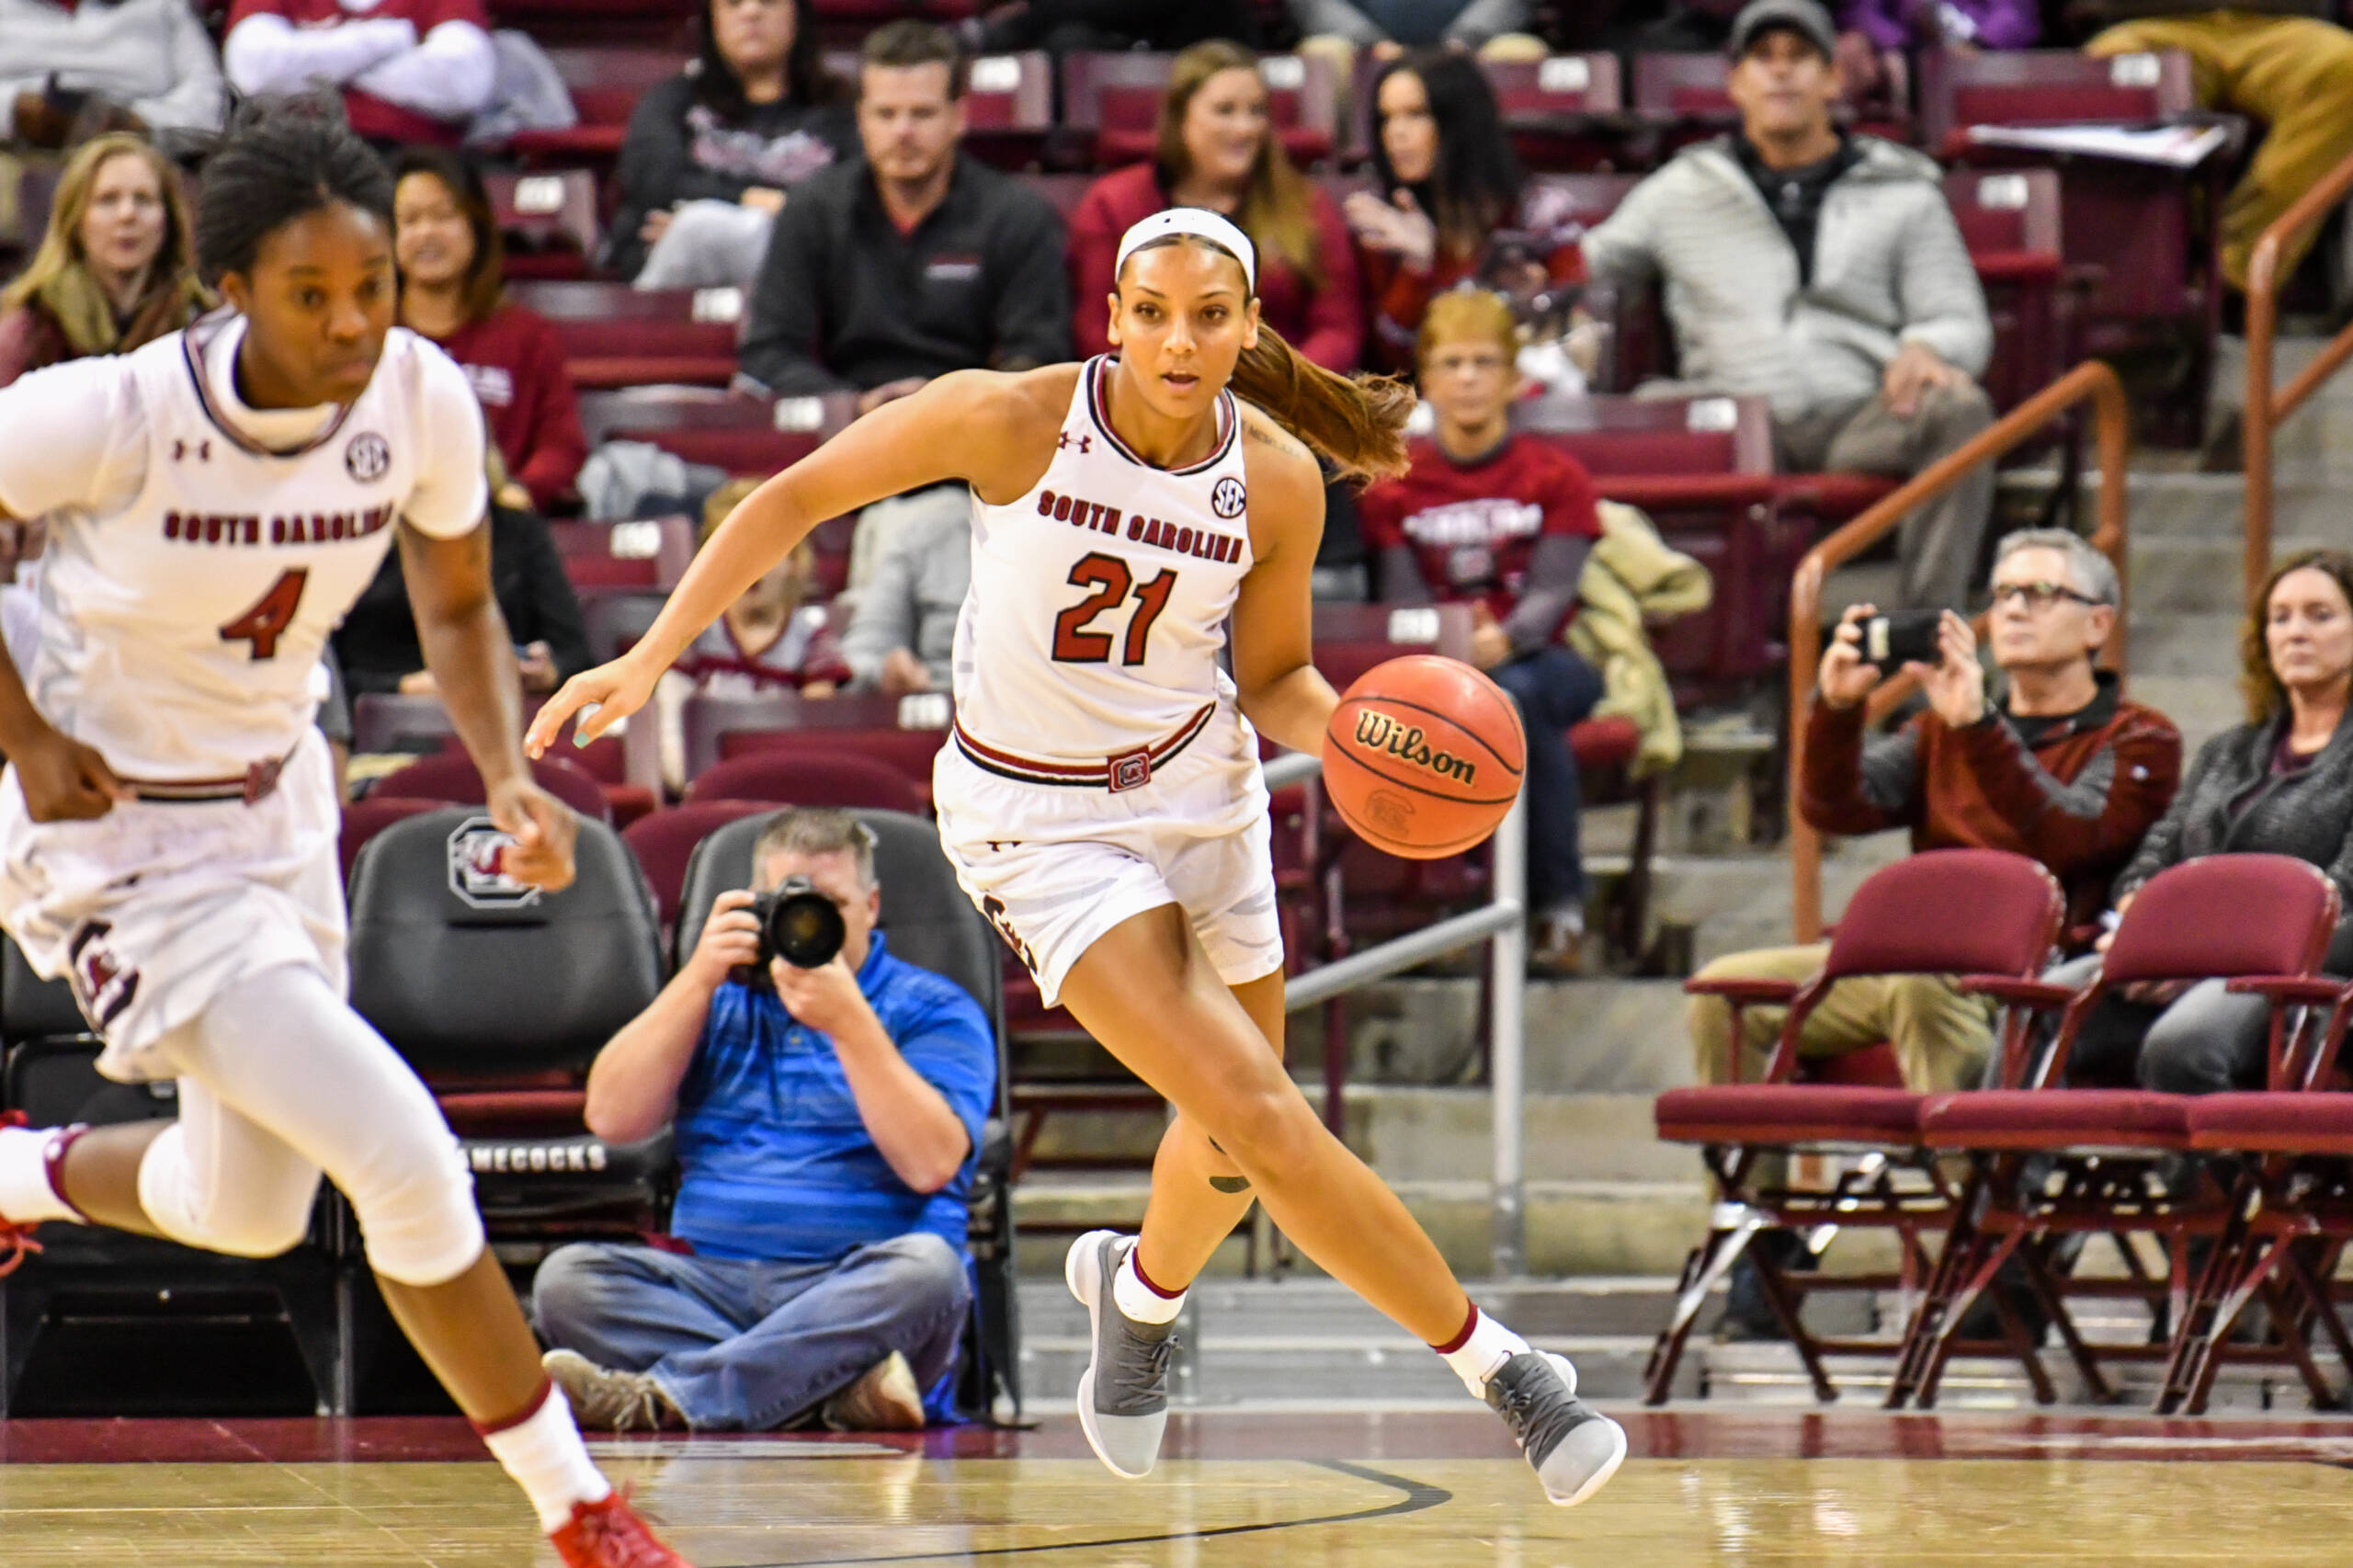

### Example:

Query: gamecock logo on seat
xmin=447 ymin=817 xmax=542 ymax=910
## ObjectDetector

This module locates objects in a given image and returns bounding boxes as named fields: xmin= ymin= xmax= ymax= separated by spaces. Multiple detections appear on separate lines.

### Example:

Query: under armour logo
xmin=171 ymin=439 xmax=212 ymax=462
xmin=1058 ymin=432 xmax=1092 ymax=453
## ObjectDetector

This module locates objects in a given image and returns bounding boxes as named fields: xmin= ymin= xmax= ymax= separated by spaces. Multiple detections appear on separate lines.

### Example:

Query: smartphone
xmin=1858 ymin=609 xmax=1943 ymax=666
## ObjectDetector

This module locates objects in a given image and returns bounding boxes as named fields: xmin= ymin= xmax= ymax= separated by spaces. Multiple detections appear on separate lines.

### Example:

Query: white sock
xmin=0 ymin=1124 xmax=82 ymax=1225
xmin=477 ymin=1382 xmax=613 ymax=1532
xmin=1112 ymin=1244 xmax=1187 ymax=1325
xmin=1438 ymin=1306 xmax=1530 ymax=1396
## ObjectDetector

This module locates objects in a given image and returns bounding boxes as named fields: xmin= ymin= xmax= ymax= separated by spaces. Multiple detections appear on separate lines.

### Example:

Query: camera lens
xmin=765 ymin=881 xmax=846 ymax=969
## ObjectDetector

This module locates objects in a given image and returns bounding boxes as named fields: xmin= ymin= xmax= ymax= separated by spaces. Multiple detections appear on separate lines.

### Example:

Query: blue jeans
xmin=1488 ymin=643 xmax=1605 ymax=915
xmin=531 ymin=1233 xmax=971 ymax=1430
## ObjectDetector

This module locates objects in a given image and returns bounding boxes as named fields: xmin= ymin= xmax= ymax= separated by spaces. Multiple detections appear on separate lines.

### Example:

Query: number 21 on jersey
xmin=1051 ymin=551 xmax=1177 ymax=666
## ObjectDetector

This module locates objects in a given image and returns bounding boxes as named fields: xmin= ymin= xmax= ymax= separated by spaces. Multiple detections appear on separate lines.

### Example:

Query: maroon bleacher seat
xmin=1062 ymin=51 xmax=1338 ymax=170
xmin=685 ymin=750 xmax=929 ymax=814
xmin=681 ymin=689 xmax=950 ymax=787
xmin=1643 ymin=848 xmax=2066 ymax=1405
xmin=484 ymin=170 xmax=600 ymax=281
xmin=1887 ymin=853 xmax=2345 ymax=1412
xmin=621 ymin=800 xmax=776 ymax=928
xmin=546 ymin=517 xmax=697 ymax=593
xmin=1946 ymin=167 xmax=2068 ymax=415
xmin=506 ymin=281 xmax=743 ymax=390
xmin=485 ymin=0 xmax=697 ymax=44
xmin=505 ymin=46 xmax=687 ymax=165
xmin=1486 ymin=54 xmax=1629 ymax=172
xmin=338 ymin=796 xmax=446 ymax=882
xmin=371 ymin=752 xmax=614 ymax=824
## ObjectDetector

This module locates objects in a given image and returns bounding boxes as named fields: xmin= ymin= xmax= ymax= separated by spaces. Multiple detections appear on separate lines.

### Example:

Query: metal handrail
xmin=2242 ymin=145 xmax=2353 ymax=601
xmin=1787 ymin=360 xmax=2131 ymax=941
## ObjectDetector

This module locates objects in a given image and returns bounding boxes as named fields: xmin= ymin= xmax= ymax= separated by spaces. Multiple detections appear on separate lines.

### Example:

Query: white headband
xmin=1113 ymin=208 xmax=1256 ymax=294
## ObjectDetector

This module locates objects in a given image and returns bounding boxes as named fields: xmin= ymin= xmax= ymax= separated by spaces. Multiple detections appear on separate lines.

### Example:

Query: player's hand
xmin=770 ymin=950 xmax=872 ymax=1039
xmin=1818 ymin=605 xmax=1882 ymax=710
xmin=1904 ymin=611 xmax=1986 ymax=729
xmin=527 ymin=653 xmax=661 ymax=756
xmin=486 ymin=777 xmax=577 ymax=893
xmin=687 ymin=888 xmax=762 ymax=990
xmin=13 ymin=725 xmax=131 ymax=823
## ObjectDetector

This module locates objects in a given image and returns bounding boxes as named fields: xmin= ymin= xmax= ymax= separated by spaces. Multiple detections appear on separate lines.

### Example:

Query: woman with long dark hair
xmin=529 ymin=207 xmax=1626 ymax=1508
xmin=1348 ymin=49 xmax=1578 ymax=370
xmin=0 ymin=132 xmax=210 ymax=388
xmin=1067 ymin=40 xmax=1362 ymax=370
xmin=392 ymin=146 xmax=585 ymax=510
xmin=608 ymin=0 xmax=855 ymax=286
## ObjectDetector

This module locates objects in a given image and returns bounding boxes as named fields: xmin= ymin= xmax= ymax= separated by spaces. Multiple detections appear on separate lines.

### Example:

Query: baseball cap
xmin=1726 ymin=0 xmax=1838 ymax=60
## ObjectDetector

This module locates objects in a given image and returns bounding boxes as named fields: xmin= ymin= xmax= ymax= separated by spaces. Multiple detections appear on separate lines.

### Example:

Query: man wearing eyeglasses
xmin=1688 ymin=528 xmax=2180 ymax=1339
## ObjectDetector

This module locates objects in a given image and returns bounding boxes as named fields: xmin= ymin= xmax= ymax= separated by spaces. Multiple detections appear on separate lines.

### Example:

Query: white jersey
xmin=0 ymin=311 xmax=486 ymax=784
xmin=950 ymin=356 xmax=1261 ymax=801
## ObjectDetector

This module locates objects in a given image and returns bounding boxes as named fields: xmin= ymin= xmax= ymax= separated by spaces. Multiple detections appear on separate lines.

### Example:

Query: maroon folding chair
xmin=1645 ymin=848 xmax=2066 ymax=1404
xmin=338 ymin=797 xmax=446 ymax=883
xmin=620 ymin=800 xmax=776 ymax=930
xmin=505 ymin=46 xmax=688 ymax=166
xmin=484 ymin=171 xmax=600 ymax=281
xmin=372 ymin=752 xmax=615 ymax=825
xmin=1062 ymin=51 xmax=1339 ymax=169
xmin=685 ymin=750 xmax=929 ymax=815
xmin=1892 ymin=854 xmax=2344 ymax=1411
xmin=679 ymin=689 xmax=950 ymax=791
xmin=1943 ymin=168 xmax=2069 ymax=417
xmin=506 ymin=281 xmax=744 ymax=390
xmin=544 ymin=517 xmax=698 ymax=594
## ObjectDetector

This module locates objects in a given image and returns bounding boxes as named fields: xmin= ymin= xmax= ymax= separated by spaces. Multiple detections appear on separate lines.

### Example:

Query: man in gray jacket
xmin=1582 ymin=0 xmax=1995 ymax=612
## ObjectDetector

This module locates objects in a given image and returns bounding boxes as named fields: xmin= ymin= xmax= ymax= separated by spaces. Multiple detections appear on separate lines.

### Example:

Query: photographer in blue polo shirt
xmin=532 ymin=809 xmax=996 ymax=1432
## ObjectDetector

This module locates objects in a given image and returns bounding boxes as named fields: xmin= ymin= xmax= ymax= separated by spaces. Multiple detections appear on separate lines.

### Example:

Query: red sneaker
xmin=0 ymin=1111 xmax=44 ymax=1278
xmin=550 ymin=1490 xmax=693 ymax=1568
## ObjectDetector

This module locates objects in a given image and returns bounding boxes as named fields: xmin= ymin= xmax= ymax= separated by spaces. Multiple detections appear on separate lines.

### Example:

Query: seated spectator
xmin=742 ymin=21 xmax=1070 ymax=696
xmin=333 ymin=463 xmax=592 ymax=698
xmin=2061 ymin=1 xmax=2353 ymax=294
xmin=1291 ymin=0 xmax=1546 ymax=70
xmin=1348 ymin=50 xmax=1577 ymax=374
xmin=2052 ymin=549 xmax=2353 ymax=1096
xmin=1689 ymin=528 xmax=2178 ymax=1337
xmin=678 ymin=487 xmax=848 ymax=695
xmin=609 ymin=0 xmax=856 ymax=289
xmin=1836 ymin=0 xmax=2037 ymax=107
xmin=1358 ymin=290 xmax=1604 ymax=968
xmin=0 ymin=132 xmax=209 ymax=388
xmin=392 ymin=147 xmax=586 ymax=513
xmin=963 ymin=1 xmax=1261 ymax=52
xmin=1582 ymin=0 xmax=1995 ymax=612
xmin=536 ymin=809 xmax=996 ymax=1432
xmin=3 ymin=0 xmax=226 ymax=150
xmin=222 ymin=0 xmax=494 ymax=149
xmin=1068 ymin=40 xmax=1362 ymax=372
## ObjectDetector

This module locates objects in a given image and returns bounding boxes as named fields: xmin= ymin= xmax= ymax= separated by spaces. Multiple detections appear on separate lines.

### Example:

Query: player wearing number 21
xmin=529 ymin=207 xmax=1628 ymax=1507
xmin=0 ymin=97 xmax=688 ymax=1565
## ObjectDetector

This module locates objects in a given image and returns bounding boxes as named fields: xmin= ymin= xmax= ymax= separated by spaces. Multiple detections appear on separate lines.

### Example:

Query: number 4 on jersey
xmin=219 ymin=568 xmax=308 ymax=660
xmin=1051 ymin=551 xmax=1177 ymax=666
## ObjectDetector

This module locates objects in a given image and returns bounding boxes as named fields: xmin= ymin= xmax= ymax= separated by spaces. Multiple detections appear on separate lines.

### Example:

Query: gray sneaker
xmin=543 ymin=1347 xmax=685 ymax=1433
xmin=1064 ymin=1230 xmax=1176 ymax=1479
xmin=1484 ymin=1351 xmax=1627 ymax=1506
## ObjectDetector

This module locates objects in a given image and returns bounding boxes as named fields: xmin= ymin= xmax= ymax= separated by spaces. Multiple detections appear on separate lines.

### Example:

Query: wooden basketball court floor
xmin=6 ymin=1407 xmax=2353 ymax=1566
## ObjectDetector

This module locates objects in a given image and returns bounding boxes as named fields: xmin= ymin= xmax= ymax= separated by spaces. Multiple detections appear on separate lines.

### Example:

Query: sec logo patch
xmin=1211 ymin=477 xmax=1247 ymax=519
xmin=346 ymin=432 xmax=391 ymax=483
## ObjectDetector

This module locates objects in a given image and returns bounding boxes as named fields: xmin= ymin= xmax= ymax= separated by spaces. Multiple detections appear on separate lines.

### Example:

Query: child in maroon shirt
xmin=392 ymin=148 xmax=587 ymax=512
xmin=1358 ymin=290 xmax=1604 ymax=967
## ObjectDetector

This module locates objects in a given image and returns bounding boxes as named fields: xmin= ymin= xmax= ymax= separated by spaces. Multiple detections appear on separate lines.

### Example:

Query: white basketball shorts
xmin=0 ymin=727 xmax=345 ymax=1082
xmin=932 ymin=732 xmax=1284 ymax=1010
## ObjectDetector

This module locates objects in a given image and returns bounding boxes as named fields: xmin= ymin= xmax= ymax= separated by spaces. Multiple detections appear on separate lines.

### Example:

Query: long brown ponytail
xmin=1232 ymin=324 xmax=1415 ymax=484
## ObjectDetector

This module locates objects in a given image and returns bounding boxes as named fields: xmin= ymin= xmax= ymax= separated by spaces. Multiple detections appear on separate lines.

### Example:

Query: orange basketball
xmin=1323 ymin=654 xmax=1527 ymax=858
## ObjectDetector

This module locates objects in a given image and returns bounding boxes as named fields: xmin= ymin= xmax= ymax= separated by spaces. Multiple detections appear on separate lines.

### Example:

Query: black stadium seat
xmin=674 ymin=808 xmax=1020 ymax=1419
xmin=346 ymin=808 xmax=671 ymax=1235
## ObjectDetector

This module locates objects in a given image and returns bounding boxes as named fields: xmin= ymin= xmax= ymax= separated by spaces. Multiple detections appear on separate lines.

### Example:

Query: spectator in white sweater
xmin=222 ymin=0 xmax=496 ymax=148
xmin=4 ymin=0 xmax=226 ymax=149
xmin=1581 ymin=0 xmax=1995 ymax=612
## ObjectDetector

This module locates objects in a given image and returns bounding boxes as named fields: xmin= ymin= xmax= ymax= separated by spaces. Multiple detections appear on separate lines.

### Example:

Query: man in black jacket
xmin=740 ymin=21 xmax=1071 ymax=697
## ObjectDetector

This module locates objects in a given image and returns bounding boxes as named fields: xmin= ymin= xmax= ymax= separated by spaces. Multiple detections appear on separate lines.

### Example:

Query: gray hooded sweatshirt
xmin=1581 ymin=135 xmax=1990 ymax=421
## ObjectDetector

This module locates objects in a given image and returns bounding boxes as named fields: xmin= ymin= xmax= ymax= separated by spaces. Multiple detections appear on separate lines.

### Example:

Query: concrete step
xmin=2129 ymin=533 xmax=2340 ymax=615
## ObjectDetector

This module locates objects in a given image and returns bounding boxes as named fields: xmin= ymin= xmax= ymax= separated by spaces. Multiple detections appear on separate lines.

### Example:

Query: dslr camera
xmin=1853 ymin=608 xmax=1944 ymax=667
xmin=732 ymin=876 xmax=846 ymax=983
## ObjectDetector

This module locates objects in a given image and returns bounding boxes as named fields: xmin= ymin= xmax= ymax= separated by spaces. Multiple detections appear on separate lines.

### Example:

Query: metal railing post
xmin=1488 ymin=783 xmax=1529 ymax=1279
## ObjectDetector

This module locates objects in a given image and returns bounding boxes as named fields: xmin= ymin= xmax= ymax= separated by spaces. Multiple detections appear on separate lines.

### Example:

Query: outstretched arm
xmin=1229 ymin=417 xmax=1338 ymax=756
xmin=527 ymin=367 xmax=1063 ymax=754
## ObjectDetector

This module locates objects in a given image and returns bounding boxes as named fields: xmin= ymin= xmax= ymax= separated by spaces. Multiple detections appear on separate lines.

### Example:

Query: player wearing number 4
xmin=529 ymin=206 xmax=1629 ymax=1506
xmin=0 ymin=97 xmax=690 ymax=1567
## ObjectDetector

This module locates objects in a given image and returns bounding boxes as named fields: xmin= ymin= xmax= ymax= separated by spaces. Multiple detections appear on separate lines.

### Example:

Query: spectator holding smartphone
xmin=1358 ymin=290 xmax=1604 ymax=970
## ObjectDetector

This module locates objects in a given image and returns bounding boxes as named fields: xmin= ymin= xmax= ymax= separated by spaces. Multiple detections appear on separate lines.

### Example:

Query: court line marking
xmin=711 ymin=1458 xmax=1453 ymax=1568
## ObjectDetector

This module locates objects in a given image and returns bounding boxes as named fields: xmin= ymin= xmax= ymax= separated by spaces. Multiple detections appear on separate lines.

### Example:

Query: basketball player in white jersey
xmin=530 ymin=208 xmax=1627 ymax=1506
xmin=0 ymin=100 xmax=691 ymax=1566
